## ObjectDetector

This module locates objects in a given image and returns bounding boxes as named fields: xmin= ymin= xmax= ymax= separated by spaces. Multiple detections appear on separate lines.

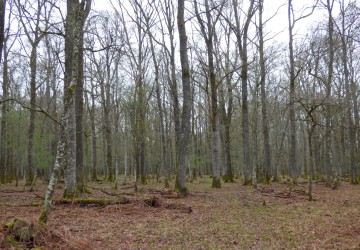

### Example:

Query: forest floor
xmin=0 ymin=176 xmax=360 ymax=249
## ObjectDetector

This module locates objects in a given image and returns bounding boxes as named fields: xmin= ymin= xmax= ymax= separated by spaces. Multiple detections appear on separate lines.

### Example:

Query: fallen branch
xmin=54 ymin=197 xmax=130 ymax=206
xmin=0 ymin=202 xmax=42 ymax=207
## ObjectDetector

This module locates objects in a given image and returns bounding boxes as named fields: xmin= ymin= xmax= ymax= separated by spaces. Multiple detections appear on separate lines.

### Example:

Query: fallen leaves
xmin=0 ymin=178 xmax=360 ymax=249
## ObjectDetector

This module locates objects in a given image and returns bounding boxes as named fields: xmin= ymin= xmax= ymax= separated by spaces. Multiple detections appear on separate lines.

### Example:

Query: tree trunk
xmin=175 ymin=0 xmax=191 ymax=193
xmin=0 ymin=0 xmax=6 ymax=63
xmin=87 ymin=82 xmax=97 ymax=181
xmin=0 ymin=37 xmax=8 ymax=183
xmin=39 ymin=0 xmax=91 ymax=222
xmin=307 ymin=125 xmax=315 ymax=201
xmin=76 ymin=27 xmax=85 ymax=191
xmin=63 ymin=0 xmax=91 ymax=198
xmin=324 ymin=0 xmax=334 ymax=185
xmin=233 ymin=0 xmax=255 ymax=185
xmin=27 ymin=46 xmax=37 ymax=188
xmin=259 ymin=0 xmax=272 ymax=184
xmin=340 ymin=8 xmax=357 ymax=184
xmin=194 ymin=0 xmax=222 ymax=188
xmin=288 ymin=0 xmax=298 ymax=182
xmin=0 ymin=0 xmax=6 ymax=183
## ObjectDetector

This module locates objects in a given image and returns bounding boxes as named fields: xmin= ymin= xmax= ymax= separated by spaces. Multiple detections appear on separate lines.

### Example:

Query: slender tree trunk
xmin=0 ymin=0 xmax=5 ymax=64
xmin=288 ymin=0 xmax=298 ymax=182
xmin=340 ymin=9 xmax=357 ymax=184
xmin=39 ymin=119 xmax=66 ymax=224
xmin=175 ymin=0 xmax=191 ymax=193
xmin=233 ymin=0 xmax=254 ymax=185
xmin=87 ymin=83 xmax=97 ymax=181
xmin=325 ymin=0 xmax=334 ymax=185
xmin=0 ymin=39 xmax=8 ymax=183
xmin=0 ymin=0 xmax=6 ymax=183
xmin=251 ymin=83 xmax=259 ymax=187
xmin=307 ymin=125 xmax=315 ymax=201
xmin=194 ymin=0 xmax=222 ymax=188
xmin=221 ymin=29 xmax=235 ymax=183
xmin=27 ymin=46 xmax=37 ymax=188
xmin=259 ymin=0 xmax=272 ymax=183
xmin=149 ymin=28 xmax=167 ymax=187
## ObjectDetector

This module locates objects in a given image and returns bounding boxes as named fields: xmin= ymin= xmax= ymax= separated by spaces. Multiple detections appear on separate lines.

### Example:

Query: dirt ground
xmin=1 ymin=177 xmax=360 ymax=249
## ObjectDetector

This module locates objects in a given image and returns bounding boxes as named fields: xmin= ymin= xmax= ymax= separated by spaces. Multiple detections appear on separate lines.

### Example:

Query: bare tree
xmin=336 ymin=0 xmax=358 ymax=184
xmin=194 ymin=0 xmax=225 ymax=188
xmin=232 ymin=0 xmax=255 ymax=185
xmin=287 ymin=0 xmax=317 ymax=183
xmin=258 ymin=0 xmax=272 ymax=183
xmin=175 ymin=0 xmax=191 ymax=193
xmin=39 ymin=0 xmax=92 ymax=223
xmin=15 ymin=0 xmax=52 ymax=189
xmin=0 ymin=0 xmax=6 ymax=63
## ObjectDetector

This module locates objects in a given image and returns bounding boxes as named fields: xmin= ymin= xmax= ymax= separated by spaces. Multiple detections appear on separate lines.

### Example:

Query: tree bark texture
xmin=175 ymin=0 xmax=191 ymax=193
xmin=259 ymin=0 xmax=272 ymax=183
xmin=288 ymin=0 xmax=298 ymax=182
xmin=63 ymin=0 xmax=91 ymax=197
xmin=233 ymin=0 xmax=255 ymax=185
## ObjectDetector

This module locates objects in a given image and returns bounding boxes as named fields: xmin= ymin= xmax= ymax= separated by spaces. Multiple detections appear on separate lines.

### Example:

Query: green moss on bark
xmin=243 ymin=179 xmax=252 ymax=186
xmin=212 ymin=177 xmax=221 ymax=188
xmin=174 ymin=178 xmax=188 ymax=194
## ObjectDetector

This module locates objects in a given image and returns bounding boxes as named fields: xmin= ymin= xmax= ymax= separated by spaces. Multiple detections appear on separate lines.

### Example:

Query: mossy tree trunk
xmin=63 ymin=0 xmax=91 ymax=198
xmin=39 ymin=0 xmax=91 ymax=223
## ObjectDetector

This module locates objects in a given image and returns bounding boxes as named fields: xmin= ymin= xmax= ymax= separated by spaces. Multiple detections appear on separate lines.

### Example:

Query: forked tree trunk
xmin=233 ymin=0 xmax=255 ymax=185
xmin=194 ymin=0 xmax=224 ymax=188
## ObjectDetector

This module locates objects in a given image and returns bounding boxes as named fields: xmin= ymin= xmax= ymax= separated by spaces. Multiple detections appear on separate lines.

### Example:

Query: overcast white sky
xmin=91 ymin=0 xmax=350 ymax=43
